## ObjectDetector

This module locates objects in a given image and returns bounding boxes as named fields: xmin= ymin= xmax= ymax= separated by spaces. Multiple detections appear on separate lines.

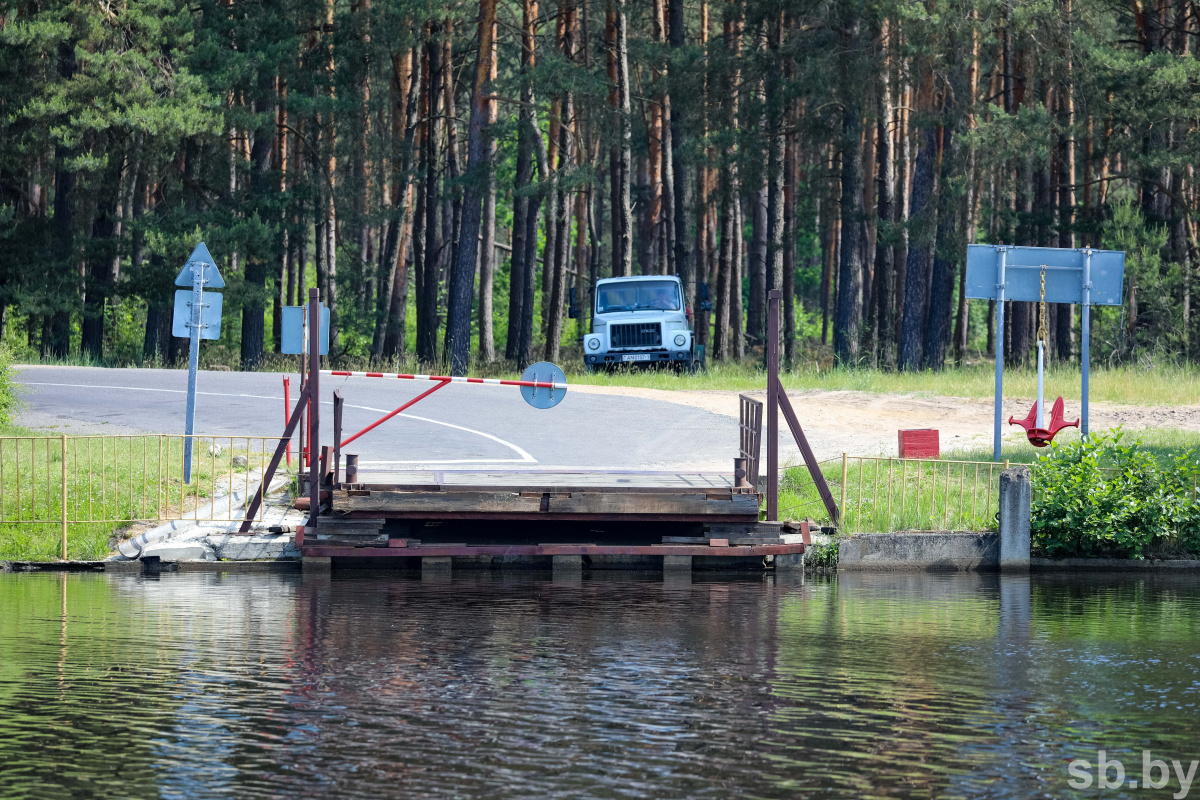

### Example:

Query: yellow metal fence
xmin=836 ymin=455 xmax=1010 ymax=534
xmin=0 ymin=434 xmax=288 ymax=560
xmin=778 ymin=454 xmax=1015 ymax=534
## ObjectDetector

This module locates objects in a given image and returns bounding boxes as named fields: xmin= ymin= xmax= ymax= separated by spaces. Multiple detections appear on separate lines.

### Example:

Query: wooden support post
xmin=308 ymin=287 xmax=320 ymax=531
xmin=766 ymin=289 xmax=780 ymax=520
xmin=332 ymin=390 xmax=343 ymax=486
xmin=239 ymin=379 xmax=313 ymax=532
xmin=776 ymin=388 xmax=841 ymax=524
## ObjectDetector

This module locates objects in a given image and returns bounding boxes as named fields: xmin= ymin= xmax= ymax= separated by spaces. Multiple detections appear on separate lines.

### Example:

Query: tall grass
xmin=778 ymin=456 xmax=1005 ymax=533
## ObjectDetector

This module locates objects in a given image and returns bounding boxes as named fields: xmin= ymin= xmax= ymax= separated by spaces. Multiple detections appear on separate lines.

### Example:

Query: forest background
xmin=0 ymin=0 xmax=1196 ymax=377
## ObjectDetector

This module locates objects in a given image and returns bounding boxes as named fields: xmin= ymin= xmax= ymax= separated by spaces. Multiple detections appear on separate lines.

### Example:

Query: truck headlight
xmin=673 ymin=334 xmax=687 ymax=347
xmin=587 ymin=337 xmax=601 ymax=351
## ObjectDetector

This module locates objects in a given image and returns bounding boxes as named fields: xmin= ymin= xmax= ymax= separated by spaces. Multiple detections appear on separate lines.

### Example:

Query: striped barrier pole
xmin=321 ymin=370 xmax=569 ymax=390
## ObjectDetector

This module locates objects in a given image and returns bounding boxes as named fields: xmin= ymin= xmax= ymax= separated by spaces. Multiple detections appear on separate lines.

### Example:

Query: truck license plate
xmin=621 ymin=353 xmax=653 ymax=362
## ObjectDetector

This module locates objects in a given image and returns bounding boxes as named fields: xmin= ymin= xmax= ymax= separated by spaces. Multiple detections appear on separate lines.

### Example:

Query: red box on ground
xmin=898 ymin=429 xmax=939 ymax=459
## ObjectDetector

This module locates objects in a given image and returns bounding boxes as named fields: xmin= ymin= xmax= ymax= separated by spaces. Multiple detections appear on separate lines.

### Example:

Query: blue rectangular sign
xmin=964 ymin=244 xmax=1125 ymax=306
xmin=281 ymin=304 xmax=330 ymax=355
xmin=171 ymin=290 xmax=223 ymax=339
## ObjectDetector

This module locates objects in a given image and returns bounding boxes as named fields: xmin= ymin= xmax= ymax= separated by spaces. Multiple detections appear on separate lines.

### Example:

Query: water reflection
xmin=0 ymin=570 xmax=1198 ymax=798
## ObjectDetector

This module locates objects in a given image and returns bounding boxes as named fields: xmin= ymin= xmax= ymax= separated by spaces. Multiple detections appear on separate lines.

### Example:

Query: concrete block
xmin=302 ymin=556 xmax=332 ymax=571
xmin=422 ymin=556 xmax=452 ymax=574
xmin=662 ymin=555 xmax=692 ymax=572
xmin=140 ymin=541 xmax=216 ymax=562
xmin=104 ymin=559 xmax=143 ymax=574
xmin=208 ymin=533 xmax=300 ymax=561
xmin=837 ymin=532 xmax=998 ymax=571
xmin=999 ymin=466 xmax=1032 ymax=572
xmin=775 ymin=552 xmax=805 ymax=571
xmin=552 ymin=555 xmax=583 ymax=573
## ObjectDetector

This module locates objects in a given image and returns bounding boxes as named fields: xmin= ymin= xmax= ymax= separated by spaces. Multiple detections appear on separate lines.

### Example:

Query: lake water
xmin=1 ymin=570 xmax=1199 ymax=799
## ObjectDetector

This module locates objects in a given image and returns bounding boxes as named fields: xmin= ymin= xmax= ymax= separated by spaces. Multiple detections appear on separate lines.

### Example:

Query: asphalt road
xmin=14 ymin=365 xmax=737 ymax=472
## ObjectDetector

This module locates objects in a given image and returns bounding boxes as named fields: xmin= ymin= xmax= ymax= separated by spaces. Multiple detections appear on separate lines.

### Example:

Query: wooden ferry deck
xmin=296 ymin=470 xmax=808 ymax=561
xmin=325 ymin=469 xmax=758 ymax=521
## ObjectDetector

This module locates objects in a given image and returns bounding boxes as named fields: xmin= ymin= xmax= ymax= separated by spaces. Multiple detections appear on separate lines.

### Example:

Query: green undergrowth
xmin=779 ymin=428 xmax=1200 ymax=561
xmin=1031 ymin=431 xmax=1200 ymax=559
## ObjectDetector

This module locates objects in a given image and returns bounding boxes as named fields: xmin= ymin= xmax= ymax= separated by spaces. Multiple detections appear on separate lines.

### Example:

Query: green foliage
xmin=0 ymin=344 xmax=18 ymax=430
xmin=801 ymin=539 xmax=838 ymax=572
xmin=1102 ymin=199 xmax=1179 ymax=359
xmin=1031 ymin=431 xmax=1200 ymax=559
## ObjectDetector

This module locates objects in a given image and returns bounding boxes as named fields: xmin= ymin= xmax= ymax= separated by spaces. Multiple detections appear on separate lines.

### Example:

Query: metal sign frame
xmin=173 ymin=242 xmax=224 ymax=483
xmin=281 ymin=305 xmax=330 ymax=355
xmin=964 ymin=244 xmax=1127 ymax=460
xmin=171 ymin=290 xmax=222 ymax=339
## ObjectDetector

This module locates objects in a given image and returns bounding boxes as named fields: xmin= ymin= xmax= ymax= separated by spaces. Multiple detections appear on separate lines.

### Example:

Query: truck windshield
xmin=596 ymin=280 xmax=682 ymax=313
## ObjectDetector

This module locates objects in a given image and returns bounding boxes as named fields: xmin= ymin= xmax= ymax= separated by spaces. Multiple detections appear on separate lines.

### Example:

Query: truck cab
xmin=575 ymin=275 xmax=702 ymax=371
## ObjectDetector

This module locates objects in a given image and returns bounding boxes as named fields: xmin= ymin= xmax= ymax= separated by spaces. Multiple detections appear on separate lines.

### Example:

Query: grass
xmin=778 ymin=455 xmax=1006 ymax=533
xmin=0 ymin=430 xmax=272 ymax=561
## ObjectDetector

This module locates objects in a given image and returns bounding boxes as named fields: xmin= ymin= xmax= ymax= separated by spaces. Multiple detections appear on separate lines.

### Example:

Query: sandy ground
xmin=570 ymin=383 xmax=1200 ymax=461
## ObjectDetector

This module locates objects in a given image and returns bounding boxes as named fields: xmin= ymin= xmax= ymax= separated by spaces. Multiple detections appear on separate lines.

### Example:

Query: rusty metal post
xmin=332 ymin=390 xmax=343 ymax=486
xmin=345 ymin=454 xmax=358 ymax=485
xmin=734 ymin=457 xmax=750 ymax=489
xmin=319 ymin=446 xmax=331 ymax=486
xmin=766 ymin=290 xmax=780 ymax=520
xmin=841 ymin=453 xmax=849 ymax=532
xmin=60 ymin=434 xmax=68 ymax=560
xmin=283 ymin=376 xmax=292 ymax=467
xmin=308 ymin=287 xmax=320 ymax=530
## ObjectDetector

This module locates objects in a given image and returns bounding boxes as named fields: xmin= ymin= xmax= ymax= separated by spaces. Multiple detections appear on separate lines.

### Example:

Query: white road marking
xmin=19 ymin=381 xmax=536 ymax=464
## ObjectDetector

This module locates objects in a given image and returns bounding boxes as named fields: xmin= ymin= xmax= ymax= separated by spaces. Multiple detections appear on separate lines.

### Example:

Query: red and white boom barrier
xmin=320 ymin=361 xmax=568 ymax=449
xmin=321 ymin=370 xmax=569 ymax=390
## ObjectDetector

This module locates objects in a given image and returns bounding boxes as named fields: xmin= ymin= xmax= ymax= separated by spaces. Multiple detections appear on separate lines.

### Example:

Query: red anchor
xmin=1008 ymin=396 xmax=1079 ymax=447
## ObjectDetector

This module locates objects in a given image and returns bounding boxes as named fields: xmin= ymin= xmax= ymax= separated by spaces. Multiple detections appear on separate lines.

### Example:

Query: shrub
xmin=0 ymin=344 xmax=18 ymax=430
xmin=1031 ymin=430 xmax=1200 ymax=559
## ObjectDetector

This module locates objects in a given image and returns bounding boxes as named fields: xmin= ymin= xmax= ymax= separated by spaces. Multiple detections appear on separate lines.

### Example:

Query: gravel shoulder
xmin=570 ymin=383 xmax=1200 ymax=459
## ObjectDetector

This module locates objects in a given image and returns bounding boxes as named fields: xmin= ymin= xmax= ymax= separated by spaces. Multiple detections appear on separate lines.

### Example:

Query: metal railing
xmin=837 ymin=455 xmax=1009 ymax=534
xmin=777 ymin=453 xmax=1013 ymax=534
xmin=0 ymin=434 xmax=289 ymax=559
xmin=738 ymin=394 xmax=763 ymax=490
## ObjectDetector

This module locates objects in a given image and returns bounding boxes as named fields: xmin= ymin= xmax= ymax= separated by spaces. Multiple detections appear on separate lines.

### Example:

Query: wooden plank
xmin=705 ymin=522 xmax=785 ymax=536
xmin=312 ymin=536 xmax=388 ymax=547
xmin=330 ymin=511 xmax=762 ymax=522
xmin=334 ymin=491 xmax=544 ymax=514
xmin=303 ymin=543 xmax=806 ymax=558
xmin=352 ymin=470 xmax=737 ymax=493
xmin=331 ymin=489 xmax=759 ymax=518
xmin=546 ymin=492 xmax=759 ymax=516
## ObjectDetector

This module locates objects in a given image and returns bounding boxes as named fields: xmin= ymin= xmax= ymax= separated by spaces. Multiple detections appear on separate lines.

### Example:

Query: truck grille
xmin=611 ymin=322 xmax=662 ymax=348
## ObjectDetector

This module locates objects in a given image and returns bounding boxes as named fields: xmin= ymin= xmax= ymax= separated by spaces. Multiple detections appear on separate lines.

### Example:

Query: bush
xmin=1031 ymin=430 xmax=1200 ymax=559
xmin=0 ymin=344 xmax=18 ymax=430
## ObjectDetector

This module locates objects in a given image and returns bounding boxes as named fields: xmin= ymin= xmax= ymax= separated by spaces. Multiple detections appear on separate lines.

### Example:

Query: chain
xmin=1036 ymin=265 xmax=1048 ymax=345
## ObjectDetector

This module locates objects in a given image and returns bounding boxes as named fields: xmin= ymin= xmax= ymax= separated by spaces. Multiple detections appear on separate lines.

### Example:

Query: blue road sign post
xmin=520 ymin=362 xmax=567 ymax=409
xmin=965 ymin=244 xmax=1125 ymax=460
xmin=173 ymin=242 xmax=224 ymax=483
xmin=281 ymin=304 xmax=330 ymax=355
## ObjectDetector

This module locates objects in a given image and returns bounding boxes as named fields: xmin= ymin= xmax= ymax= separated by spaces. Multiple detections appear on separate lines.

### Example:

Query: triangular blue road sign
xmin=175 ymin=241 xmax=225 ymax=288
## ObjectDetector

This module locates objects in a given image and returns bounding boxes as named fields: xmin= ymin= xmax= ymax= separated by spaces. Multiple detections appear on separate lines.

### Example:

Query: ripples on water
xmin=1 ymin=570 xmax=1198 ymax=799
